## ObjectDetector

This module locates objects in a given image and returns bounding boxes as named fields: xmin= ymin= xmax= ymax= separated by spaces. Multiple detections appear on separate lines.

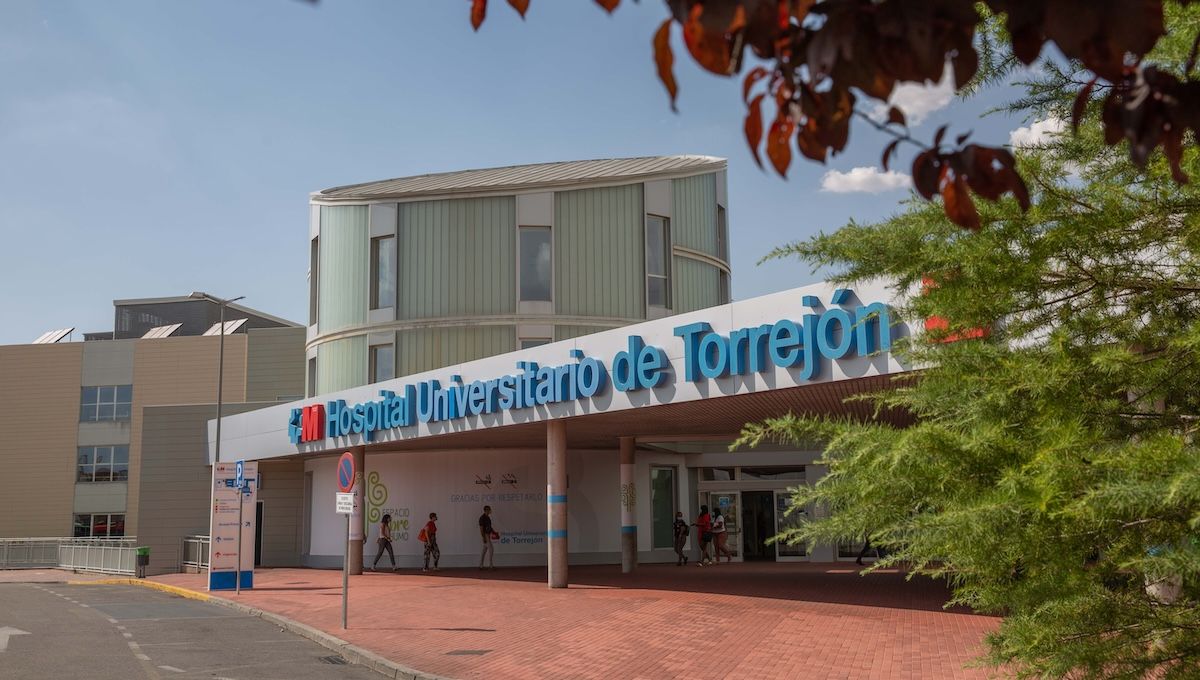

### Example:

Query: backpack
xmin=417 ymin=527 xmax=428 ymax=543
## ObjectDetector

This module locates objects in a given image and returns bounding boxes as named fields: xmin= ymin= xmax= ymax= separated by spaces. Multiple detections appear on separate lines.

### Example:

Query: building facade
xmin=0 ymin=296 xmax=306 ymax=574
xmin=306 ymin=156 xmax=732 ymax=396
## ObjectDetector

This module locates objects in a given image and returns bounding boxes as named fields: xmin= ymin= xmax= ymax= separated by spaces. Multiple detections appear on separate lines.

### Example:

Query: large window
xmin=73 ymin=513 xmax=125 ymax=538
xmin=720 ymin=270 xmax=731 ymax=305
xmin=369 ymin=344 xmax=395 ymax=383
xmin=77 ymin=446 xmax=129 ymax=482
xmin=646 ymin=215 xmax=671 ymax=308
xmin=520 ymin=338 xmax=551 ymax=350
xmin=307 ymin=357 xmax=317 ymax=398
xmin=309 ymin=237 xmax=319 ymax=324
xmin=519 ymin=226 xmax=552 ymax=302
xmin=650 ymin=466 xmax=677 ymax=549
xmin=370 ymin=236 xmax=396 ymax=310
xmin=717 ymin=204 xmax=729 ymax=262
xmin=80 ymin=386 xmax=132 ymax=422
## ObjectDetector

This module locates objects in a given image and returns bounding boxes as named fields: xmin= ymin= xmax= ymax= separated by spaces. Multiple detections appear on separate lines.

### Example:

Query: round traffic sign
xmin=337 ymin=452 xmax=356 ymax=493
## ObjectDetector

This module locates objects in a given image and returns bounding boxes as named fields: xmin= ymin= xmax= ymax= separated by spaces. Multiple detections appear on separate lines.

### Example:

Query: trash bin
xmin=135 ymin=546 xmax=150 ymax=579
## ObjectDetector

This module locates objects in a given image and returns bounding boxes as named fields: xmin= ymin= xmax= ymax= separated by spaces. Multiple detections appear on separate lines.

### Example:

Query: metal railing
xmin=180 ymin=535 xmax=210 ymax=570
xmin=0 ymin=537 xmax=139 ymax=575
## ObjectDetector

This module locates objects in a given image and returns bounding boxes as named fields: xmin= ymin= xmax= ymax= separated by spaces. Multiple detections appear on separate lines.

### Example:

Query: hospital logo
xmin=287 ymin=403 xmax=325 ymax=444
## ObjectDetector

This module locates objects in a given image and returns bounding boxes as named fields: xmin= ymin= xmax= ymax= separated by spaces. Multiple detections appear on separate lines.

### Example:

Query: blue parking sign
xmin=235 ymin=460 xmax=244 ymax=489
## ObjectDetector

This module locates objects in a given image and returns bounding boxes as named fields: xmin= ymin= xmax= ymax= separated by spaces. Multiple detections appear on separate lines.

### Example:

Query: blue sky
xmin=0 ymin=0 xmax=1033 ymax=345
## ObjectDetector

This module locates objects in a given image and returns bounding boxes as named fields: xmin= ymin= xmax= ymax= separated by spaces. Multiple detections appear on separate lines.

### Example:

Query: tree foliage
xmin=465 ymin=0 xmax=1200 ymax=232
xmin=734 ymin=7 xmax=1200 ymax=678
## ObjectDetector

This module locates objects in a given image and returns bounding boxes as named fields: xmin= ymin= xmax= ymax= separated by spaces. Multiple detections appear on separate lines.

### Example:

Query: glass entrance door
xmin=773 ymin=490 xmax=808 ymax=561
xmin=703 ymin=491 xmax=742 ymax=562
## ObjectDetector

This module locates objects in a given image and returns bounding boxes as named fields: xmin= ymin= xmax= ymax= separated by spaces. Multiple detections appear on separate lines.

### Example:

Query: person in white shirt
xmin=712 ymin=508 xmax=734 ymax=563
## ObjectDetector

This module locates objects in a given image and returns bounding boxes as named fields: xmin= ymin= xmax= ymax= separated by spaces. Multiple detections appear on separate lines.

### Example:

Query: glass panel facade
xmin=80 ymin=385 xmax=133 ymax=422
xmin=740 ymin=466 xmax=806 ymax=482
xmin=371 ymin=236 xmax=397 ymax=310
xmin=519 ymin=226 xmax=552 ymax=302
xmin=520 ymin=338 xmax=551 ymax=349
xmin=73 ymin=513 xmax=126 ymax=538
xmin=650 ymin=467 xmax=676 ymax=549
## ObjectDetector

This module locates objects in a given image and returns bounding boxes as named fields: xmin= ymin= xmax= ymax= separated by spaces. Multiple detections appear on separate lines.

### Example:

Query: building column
xmin=547 ymin=420 xmax=568 ymax=589
xmin=348 ymin=446 xmax=366 ymax=575
xmin=619 ymin=436 xmax=637 ymax=574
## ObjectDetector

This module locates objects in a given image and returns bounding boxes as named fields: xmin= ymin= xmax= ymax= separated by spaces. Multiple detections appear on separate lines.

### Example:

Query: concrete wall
xmin=138 ymin=402 xmax=299 ymax=575
xmin=0 ymin=343 xmax=84 ymax=537
xmin=246 ymin=327 xmax=306 ymax=403
xmin=127 ymin=334 xmax=248 ymax=536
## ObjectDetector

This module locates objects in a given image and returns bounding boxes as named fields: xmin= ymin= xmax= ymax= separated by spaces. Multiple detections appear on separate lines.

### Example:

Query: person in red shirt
xmin=422 ymin=512 xmax=440 ymax=572
xmin=692 ymin=505 xmax=714 ymax=566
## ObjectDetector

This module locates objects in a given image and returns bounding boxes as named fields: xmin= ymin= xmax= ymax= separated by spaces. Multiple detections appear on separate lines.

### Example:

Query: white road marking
xmin=123 ymin=632 xmax=134 ymax=638
xmin=135 ymin=653 xmax=151 ymax=661
xmin=0 ymin=627 xmax=31 ymax=652
xmin=79 ymin=604 xmax=89 ymax=608
xmin=158 ymin=666 xmax=185 ymax=673
xmin=107 ymin=618 xmax=118 ymax=623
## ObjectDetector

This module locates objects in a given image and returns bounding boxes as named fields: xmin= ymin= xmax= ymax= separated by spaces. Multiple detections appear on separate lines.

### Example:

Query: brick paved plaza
xmin=147 ymin=563 xmax=998 ymax=679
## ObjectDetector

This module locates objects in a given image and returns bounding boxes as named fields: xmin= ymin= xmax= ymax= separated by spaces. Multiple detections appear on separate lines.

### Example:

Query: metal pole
xmin=236 ymin=481 xmax=242 ymax=595
xmin=342 ymin=513 xmax=349 ymax=629
xmin=215 ymin=299 xmax=225 ymax=470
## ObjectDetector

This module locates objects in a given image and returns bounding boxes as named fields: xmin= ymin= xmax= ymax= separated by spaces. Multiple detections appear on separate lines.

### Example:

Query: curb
xmin=68 ymin=578 xmax=452 ymax=680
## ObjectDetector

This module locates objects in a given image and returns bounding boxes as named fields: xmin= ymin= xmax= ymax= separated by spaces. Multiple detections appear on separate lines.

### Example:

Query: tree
xmin=734 ymin=6 xmax=1200 ymax=678
xmin=464 ymin=0 xmax=1200 ymax=232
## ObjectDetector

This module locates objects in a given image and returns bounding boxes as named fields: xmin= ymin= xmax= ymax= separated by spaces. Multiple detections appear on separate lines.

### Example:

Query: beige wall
xmin=258 ymin=458 xmax=305 ymax=567
xmin=0 ymin=344 xmax=83 ymax=537
xmin=126 ymin=335 xmax=247 ymax=535
xmin=246 ymin=327 xmax=305 ymax=403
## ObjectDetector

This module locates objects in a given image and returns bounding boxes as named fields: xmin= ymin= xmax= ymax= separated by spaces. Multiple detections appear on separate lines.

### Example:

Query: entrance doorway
xmin=740 ymin=490 xmax=810 ymax=561
xmin=255 ymin=501 xmax=263 ymax=567
xmin=742 ymin=491 xmax=775 ymax=561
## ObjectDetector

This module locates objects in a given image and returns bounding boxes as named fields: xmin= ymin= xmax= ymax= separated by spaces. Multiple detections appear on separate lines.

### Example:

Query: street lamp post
xmin=189 ymin=291 xmax=245 ymax=591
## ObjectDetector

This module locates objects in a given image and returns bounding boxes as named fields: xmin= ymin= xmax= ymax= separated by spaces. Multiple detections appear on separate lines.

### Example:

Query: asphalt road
xmin=0 ymin=583 xmax=382 ymax=680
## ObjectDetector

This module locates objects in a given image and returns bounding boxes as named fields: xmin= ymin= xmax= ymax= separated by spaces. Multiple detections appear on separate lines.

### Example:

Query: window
xmin=369 ymin=344 xmax=395 ymax=383
xmin=646 ymin=215 xmax=671 ymax=308
xmin=519 ymin=226 xmax=552 ymax=302
xmin=719 ymin=270 xmax=731 ymax=305
xmin=77 ymin=446 xmax=129 ymax=482
xmin=650 ymin=467 xmax=677 ymax=549
xmin=80 ymin=385 xmax=132 ymax=422
xmin=73 ymin=513 xmax=125 ymax=538
xmin=700 ymin=467 xmax=734 ymax=481
xmin=307 ymin=357 xmax=317 ymax=397
xmin=309 ymin=237 xmax=319 ymax=324
xmin=740 ymin=466 xmax=806 ymax=482
xmin=520 ymin=338 xmax=551 ymax=350
xmin=370 ymin=236 xmax=396 ymax=310
xmin=717 ymin=204 xmax=729 ymax=262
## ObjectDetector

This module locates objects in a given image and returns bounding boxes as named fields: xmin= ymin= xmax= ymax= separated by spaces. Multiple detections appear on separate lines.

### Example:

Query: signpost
xmin=208 ymin=460 xmax=258 ymax=591
xmin=336 ymin=451 xmax=356 ymax=630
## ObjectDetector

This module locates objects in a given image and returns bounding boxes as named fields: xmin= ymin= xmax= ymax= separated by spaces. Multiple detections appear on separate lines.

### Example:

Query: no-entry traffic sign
xmin=337 ymin=452 xmax=355 ymax=493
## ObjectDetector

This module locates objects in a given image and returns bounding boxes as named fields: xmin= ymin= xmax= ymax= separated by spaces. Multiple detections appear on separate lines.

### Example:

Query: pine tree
xmin=738 ymin=7 xmax=1200 ymax=678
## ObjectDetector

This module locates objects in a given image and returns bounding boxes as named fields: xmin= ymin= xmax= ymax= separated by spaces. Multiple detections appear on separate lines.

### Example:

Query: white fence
xmin=0 ymin=537 xmax=139 ymax=575
xmin=180 ymin=535 xmax=209 ymax=571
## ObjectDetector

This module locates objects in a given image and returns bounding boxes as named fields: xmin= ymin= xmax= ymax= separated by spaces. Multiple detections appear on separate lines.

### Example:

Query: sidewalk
xmin=0 ymin=568 xmax=112 ymax=583
xmin=146 ymin=563 xmax=998 ymax=680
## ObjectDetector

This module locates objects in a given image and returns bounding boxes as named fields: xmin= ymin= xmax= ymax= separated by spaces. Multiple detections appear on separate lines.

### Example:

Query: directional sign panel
xmin=208 ymin=460 xmax=258 ymax=591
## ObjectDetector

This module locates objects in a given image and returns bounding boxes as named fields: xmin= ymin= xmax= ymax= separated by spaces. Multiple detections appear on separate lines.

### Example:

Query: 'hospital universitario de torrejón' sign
xmin=288 ymin=288 xmax=894 ymax=447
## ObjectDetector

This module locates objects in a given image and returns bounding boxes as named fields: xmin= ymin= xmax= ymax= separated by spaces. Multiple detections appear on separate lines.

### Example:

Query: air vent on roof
xmin=32 ymin=328 xmax=74 ymax=344
xmin=202 ymin=318 xmax=248 ymax=336
xmin=142 ymin=323 xmax=183 ymax=339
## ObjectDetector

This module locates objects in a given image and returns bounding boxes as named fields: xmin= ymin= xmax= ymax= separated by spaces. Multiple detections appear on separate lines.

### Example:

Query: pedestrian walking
xmin=693 ymin=505 xmax=714 ymax=566
xmin=672 ymin=511 xmax=690 ymax=566
xmin=713 ymin=508 xmax=734 ymax=563
xmin=420 ymin=512 xmax=440 ymax=572
xmin=478 ymin=505 xmax=497 ymax=570
xmin=372 ymin=513 xmax=395 ymax=571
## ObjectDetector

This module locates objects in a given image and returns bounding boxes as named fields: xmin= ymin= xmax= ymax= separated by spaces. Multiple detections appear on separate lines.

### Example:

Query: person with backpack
xmin=372 ymin=513 xmax=395 ymax=571
xmin=692 ymin=505 xmax=714 ymax=566
xmin=479 ymin=505 xmax=497 ymax=570
xmin=672 ymin=511 xmax=690 ymax=566
xmin=419 ymin=512 xmax=440 ymax=572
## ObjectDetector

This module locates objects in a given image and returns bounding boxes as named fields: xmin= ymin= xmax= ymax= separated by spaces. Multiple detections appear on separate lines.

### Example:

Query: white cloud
xmin=1009 ymin=117 xmax=1067 ymax=149
xmin=820 ymin=166 xmax=910 ymax=193
xmin=871 ymin=64 xmax=955 ymax=126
